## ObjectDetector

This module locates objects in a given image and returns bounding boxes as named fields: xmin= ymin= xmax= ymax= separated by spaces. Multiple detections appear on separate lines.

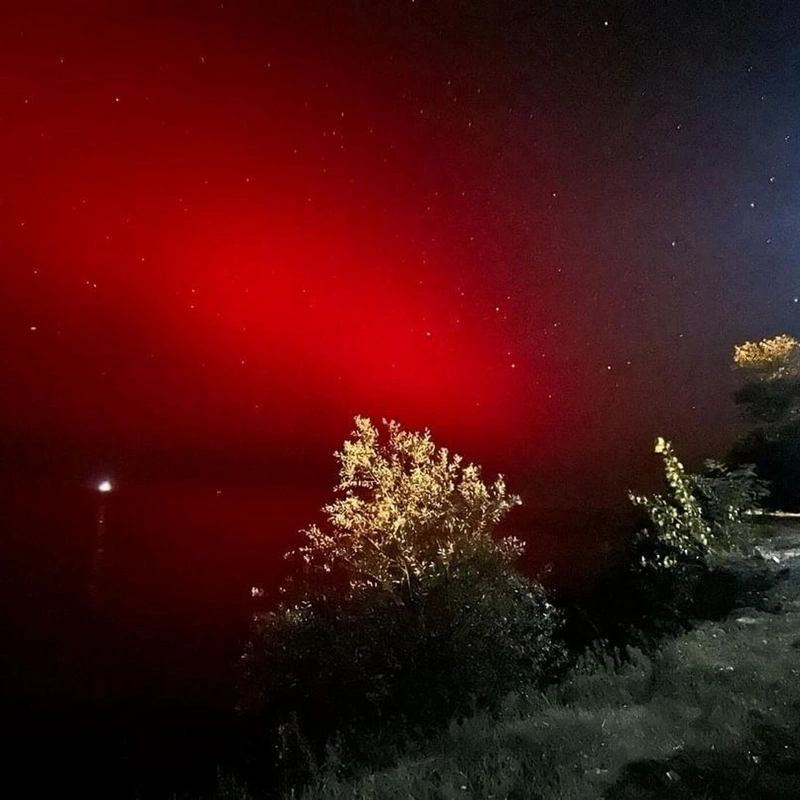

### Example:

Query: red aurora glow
xmin=0 ymin=3 xmax=569 ymax=475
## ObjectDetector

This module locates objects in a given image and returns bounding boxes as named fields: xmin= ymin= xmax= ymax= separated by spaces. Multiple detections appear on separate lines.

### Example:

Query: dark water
xmin=0 ymin=475 xmax=634 ymax=795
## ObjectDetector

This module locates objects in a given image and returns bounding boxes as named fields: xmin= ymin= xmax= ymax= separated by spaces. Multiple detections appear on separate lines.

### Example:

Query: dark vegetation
xmin=222 ymin=414 xmax=785 ymax=798
xmin=235 ymin=417 xmax=568 ymax=793
xmin=731 ymin=335 xmax=800 ymax=511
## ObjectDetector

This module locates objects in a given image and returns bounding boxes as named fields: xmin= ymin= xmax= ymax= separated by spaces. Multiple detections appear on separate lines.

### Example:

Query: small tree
xmin=690 ymin=460 xmax=769 ymax=538
xmin=296 ymin=415 xmax=525 ymax=597
xmin=630 ymin=438 xmax=767 ymax=568
xmin=629 ymin=437 xmax=712 ymax=570
xmin=559 ymin=441 xmax=769 ymax=663
xmin=239 ymin=417 xmax=563 ymax=784
xmin=731 ymin=334 xmax=800 ymax=509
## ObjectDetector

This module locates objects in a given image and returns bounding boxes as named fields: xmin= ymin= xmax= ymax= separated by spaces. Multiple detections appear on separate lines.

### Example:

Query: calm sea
xmin=0 ymin=474 xmax=636 ymax=795
xmin=0 ymin=476 xmax=633 ymax=705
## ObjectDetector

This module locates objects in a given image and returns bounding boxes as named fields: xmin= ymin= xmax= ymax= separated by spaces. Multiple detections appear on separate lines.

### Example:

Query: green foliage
xmin=629 ymin=439 xmax=768 ymax=573
xmin=622 ymin=440 xmax=759 ymax=637
xmin=629 ymin=437 xmax=712 ymax=569
xmin=690 ymin=460 xmax=769 ymax=551
xmin=296 ymin=416 xmax=524 ymax=596
xmin=238 ymin=417 xmax=564 ymax=788
xmin=556 ymin=446 xmax=772 ymax=673
xmin=733 ymin=334 xmax=800 ymax=381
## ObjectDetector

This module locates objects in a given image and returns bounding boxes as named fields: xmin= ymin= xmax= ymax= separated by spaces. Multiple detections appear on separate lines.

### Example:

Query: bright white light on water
xmin=97 ymin=480 xmax=113 ymax=493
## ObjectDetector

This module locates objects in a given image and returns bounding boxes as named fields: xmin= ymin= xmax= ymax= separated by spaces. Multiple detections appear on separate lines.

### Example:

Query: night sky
xmin=2 ymin=0 xmax=799 ymax=506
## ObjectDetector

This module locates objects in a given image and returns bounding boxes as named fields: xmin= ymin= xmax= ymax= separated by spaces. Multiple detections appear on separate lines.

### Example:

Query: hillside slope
xmin=302 ymin=521 xmax=800 ymax=799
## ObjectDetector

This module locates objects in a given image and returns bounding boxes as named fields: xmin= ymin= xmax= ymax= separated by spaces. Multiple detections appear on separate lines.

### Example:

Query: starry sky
xmin=2 ymin=0 xmax=799 ymax=506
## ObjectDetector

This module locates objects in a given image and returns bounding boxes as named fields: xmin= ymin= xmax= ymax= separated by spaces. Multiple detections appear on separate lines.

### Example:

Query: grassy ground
xmin=196 ymin=521 xmax=800 ymax=799
xmin=253 ymin=521 xmax=800 ymax=800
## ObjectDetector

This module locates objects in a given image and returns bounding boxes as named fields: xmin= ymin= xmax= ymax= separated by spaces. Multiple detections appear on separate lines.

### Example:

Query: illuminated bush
xmin=731 ymin=333 xmax=800 ymax=509
xmin=629 ymin=437 xmax=768 ymax=569
xmin=573 ymin=440 xmax=766 ymax=651
xmin=690 ymin=460 xmax=769 ymax=551
xmin=629 ymin=437 xmax=712 ymax=569
xmin=629 ymin=438 xmax=767 ymax=572
xmin=239 ymin=417 xmax=564 ymax=781
xmin=733 ymin=334 xmax=800 ymax=380
xmin=296 ymin=415 xmax=525 ymax=592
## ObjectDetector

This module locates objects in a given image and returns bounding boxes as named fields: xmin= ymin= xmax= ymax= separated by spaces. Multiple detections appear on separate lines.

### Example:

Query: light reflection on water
xmin=0 ymin=475 xmax=635 ymax=706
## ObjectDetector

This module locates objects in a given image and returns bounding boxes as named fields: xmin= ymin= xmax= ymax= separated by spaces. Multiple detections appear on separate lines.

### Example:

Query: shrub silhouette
xmin=238 ymin=416 xmax=564 ymax=784
xmin=570 ymin=438 xmax=772 ymax=658
xmin=629 ymin=437 xmax=714 ymax=577
xmin=630 ymin=438 xmax=765 ymax=570
xmin=731 ymin=333 xmax=800 ymax=509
